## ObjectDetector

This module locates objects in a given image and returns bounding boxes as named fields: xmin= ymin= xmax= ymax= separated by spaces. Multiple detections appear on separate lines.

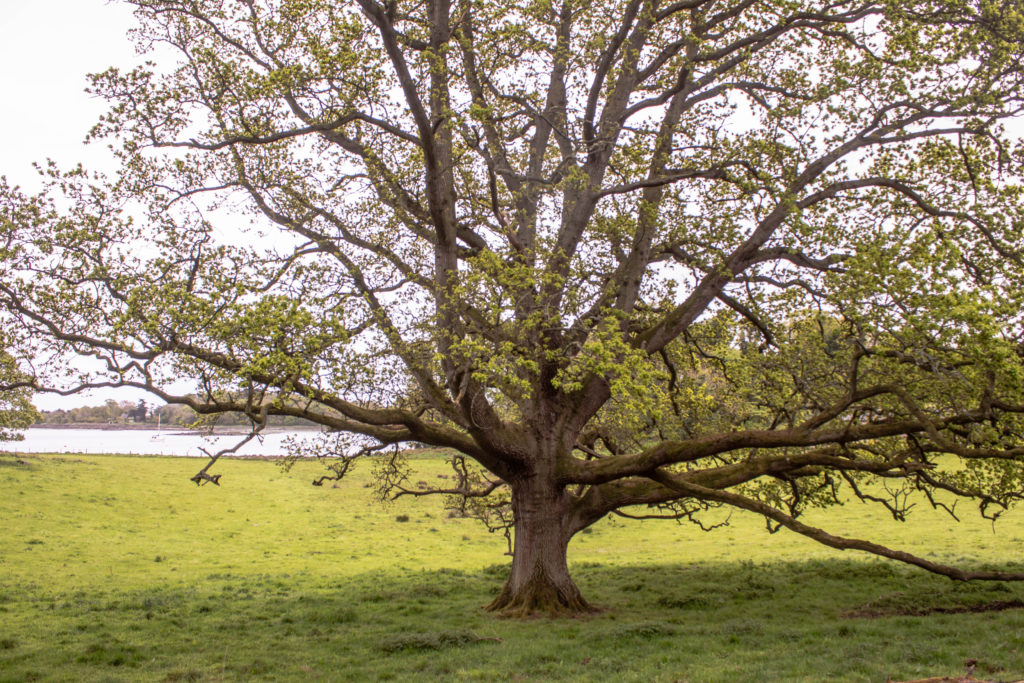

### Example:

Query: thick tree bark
xmin=486 ymin=475 xmax=594 ymax=616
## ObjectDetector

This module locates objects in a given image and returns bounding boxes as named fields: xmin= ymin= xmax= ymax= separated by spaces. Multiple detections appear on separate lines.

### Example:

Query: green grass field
xmin=2 ymin=451 xmax=1024 ymax=682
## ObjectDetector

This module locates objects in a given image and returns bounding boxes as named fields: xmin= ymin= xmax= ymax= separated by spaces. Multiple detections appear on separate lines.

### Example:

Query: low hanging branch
xmin=191 ymin=414 xmax=270 ymax=486
xmin=648 ymin=471 xmax=1024 ymax=582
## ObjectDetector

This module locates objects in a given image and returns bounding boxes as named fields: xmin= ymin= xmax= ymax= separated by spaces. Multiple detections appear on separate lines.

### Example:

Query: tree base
xmin=485 ymin=571 xmax=597 ymax=618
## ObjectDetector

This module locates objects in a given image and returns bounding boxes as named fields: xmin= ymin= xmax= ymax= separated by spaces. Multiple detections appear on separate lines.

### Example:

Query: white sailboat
xmin=150 ymin=414 xmax=165 ymax=441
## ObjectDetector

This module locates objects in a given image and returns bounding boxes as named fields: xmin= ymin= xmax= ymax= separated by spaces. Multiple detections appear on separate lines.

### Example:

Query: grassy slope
xmin=1 ymin=451 xmax=1023 ymax=682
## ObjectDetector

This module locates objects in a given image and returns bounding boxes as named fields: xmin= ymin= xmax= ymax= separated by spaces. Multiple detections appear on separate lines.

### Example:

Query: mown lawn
xmin=1 ymin=451 xmax=1023 ymax=682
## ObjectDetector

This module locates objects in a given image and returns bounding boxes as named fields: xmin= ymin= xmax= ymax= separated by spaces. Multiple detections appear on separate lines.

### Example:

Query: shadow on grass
xmin=3 ymin=559 xmax=1024 ymax=681
xmin=0 ymin=455 xmax=36 ymax=468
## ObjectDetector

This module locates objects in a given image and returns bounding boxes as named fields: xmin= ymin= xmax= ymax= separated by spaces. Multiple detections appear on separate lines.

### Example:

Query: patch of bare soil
xmin=890 ymin=678 xmax=1024 ymax=683
xmin=887 ymin=658 xmax=1024 ymax=683
xmin=889 ymin=658 xmax=1024 ymax=682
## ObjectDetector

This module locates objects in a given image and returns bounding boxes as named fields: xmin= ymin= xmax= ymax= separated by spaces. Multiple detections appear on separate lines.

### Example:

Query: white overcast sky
xmin=1 ymin=1 xmax=141 ymax=191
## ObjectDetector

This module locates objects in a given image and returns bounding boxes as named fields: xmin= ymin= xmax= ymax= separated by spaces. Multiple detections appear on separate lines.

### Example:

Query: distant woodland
xmin=36 ymin=400 xmax=316 ymax=427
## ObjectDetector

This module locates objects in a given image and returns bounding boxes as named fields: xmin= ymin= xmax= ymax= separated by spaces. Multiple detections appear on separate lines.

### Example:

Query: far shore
xmin=29 ymin=423 xmax=323 ymax=435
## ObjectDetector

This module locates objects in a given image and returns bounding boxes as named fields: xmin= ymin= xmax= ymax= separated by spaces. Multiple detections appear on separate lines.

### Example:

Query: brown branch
xmin=649 ymin=472 xmax=1024 ymax=582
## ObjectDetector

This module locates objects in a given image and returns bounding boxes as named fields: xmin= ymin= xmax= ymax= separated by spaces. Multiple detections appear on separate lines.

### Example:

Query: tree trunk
xmin=486 ymin=476 xmax=593 ymax=617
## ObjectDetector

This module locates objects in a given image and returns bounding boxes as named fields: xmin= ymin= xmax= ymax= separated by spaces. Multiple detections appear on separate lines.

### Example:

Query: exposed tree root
xmin=486 ymin=573 xmax=598 ymax=618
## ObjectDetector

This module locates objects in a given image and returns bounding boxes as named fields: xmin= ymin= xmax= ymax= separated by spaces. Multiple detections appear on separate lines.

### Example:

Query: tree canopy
xmin=2 ymin=0 xmax=1024 ymax=614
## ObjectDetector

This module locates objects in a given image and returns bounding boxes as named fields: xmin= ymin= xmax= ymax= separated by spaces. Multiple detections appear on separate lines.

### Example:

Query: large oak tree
xmin=3 ymin=0 xmax=1024 ymax=614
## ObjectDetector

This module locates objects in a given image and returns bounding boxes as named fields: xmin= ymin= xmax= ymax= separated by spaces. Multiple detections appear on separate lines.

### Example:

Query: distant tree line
xmin=36 ymin=400 xmax=316 ymax=427
xmin=37 ymin=400 xmax=148 ymax=425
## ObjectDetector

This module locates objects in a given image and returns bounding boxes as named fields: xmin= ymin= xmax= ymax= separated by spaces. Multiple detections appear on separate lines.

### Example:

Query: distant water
xmin=2 ymin=427 xmax=321 ymax=457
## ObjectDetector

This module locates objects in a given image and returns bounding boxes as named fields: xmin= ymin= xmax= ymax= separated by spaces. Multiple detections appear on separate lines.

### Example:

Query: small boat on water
xmin=150 ymin=415 xmax=165 ymax=442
